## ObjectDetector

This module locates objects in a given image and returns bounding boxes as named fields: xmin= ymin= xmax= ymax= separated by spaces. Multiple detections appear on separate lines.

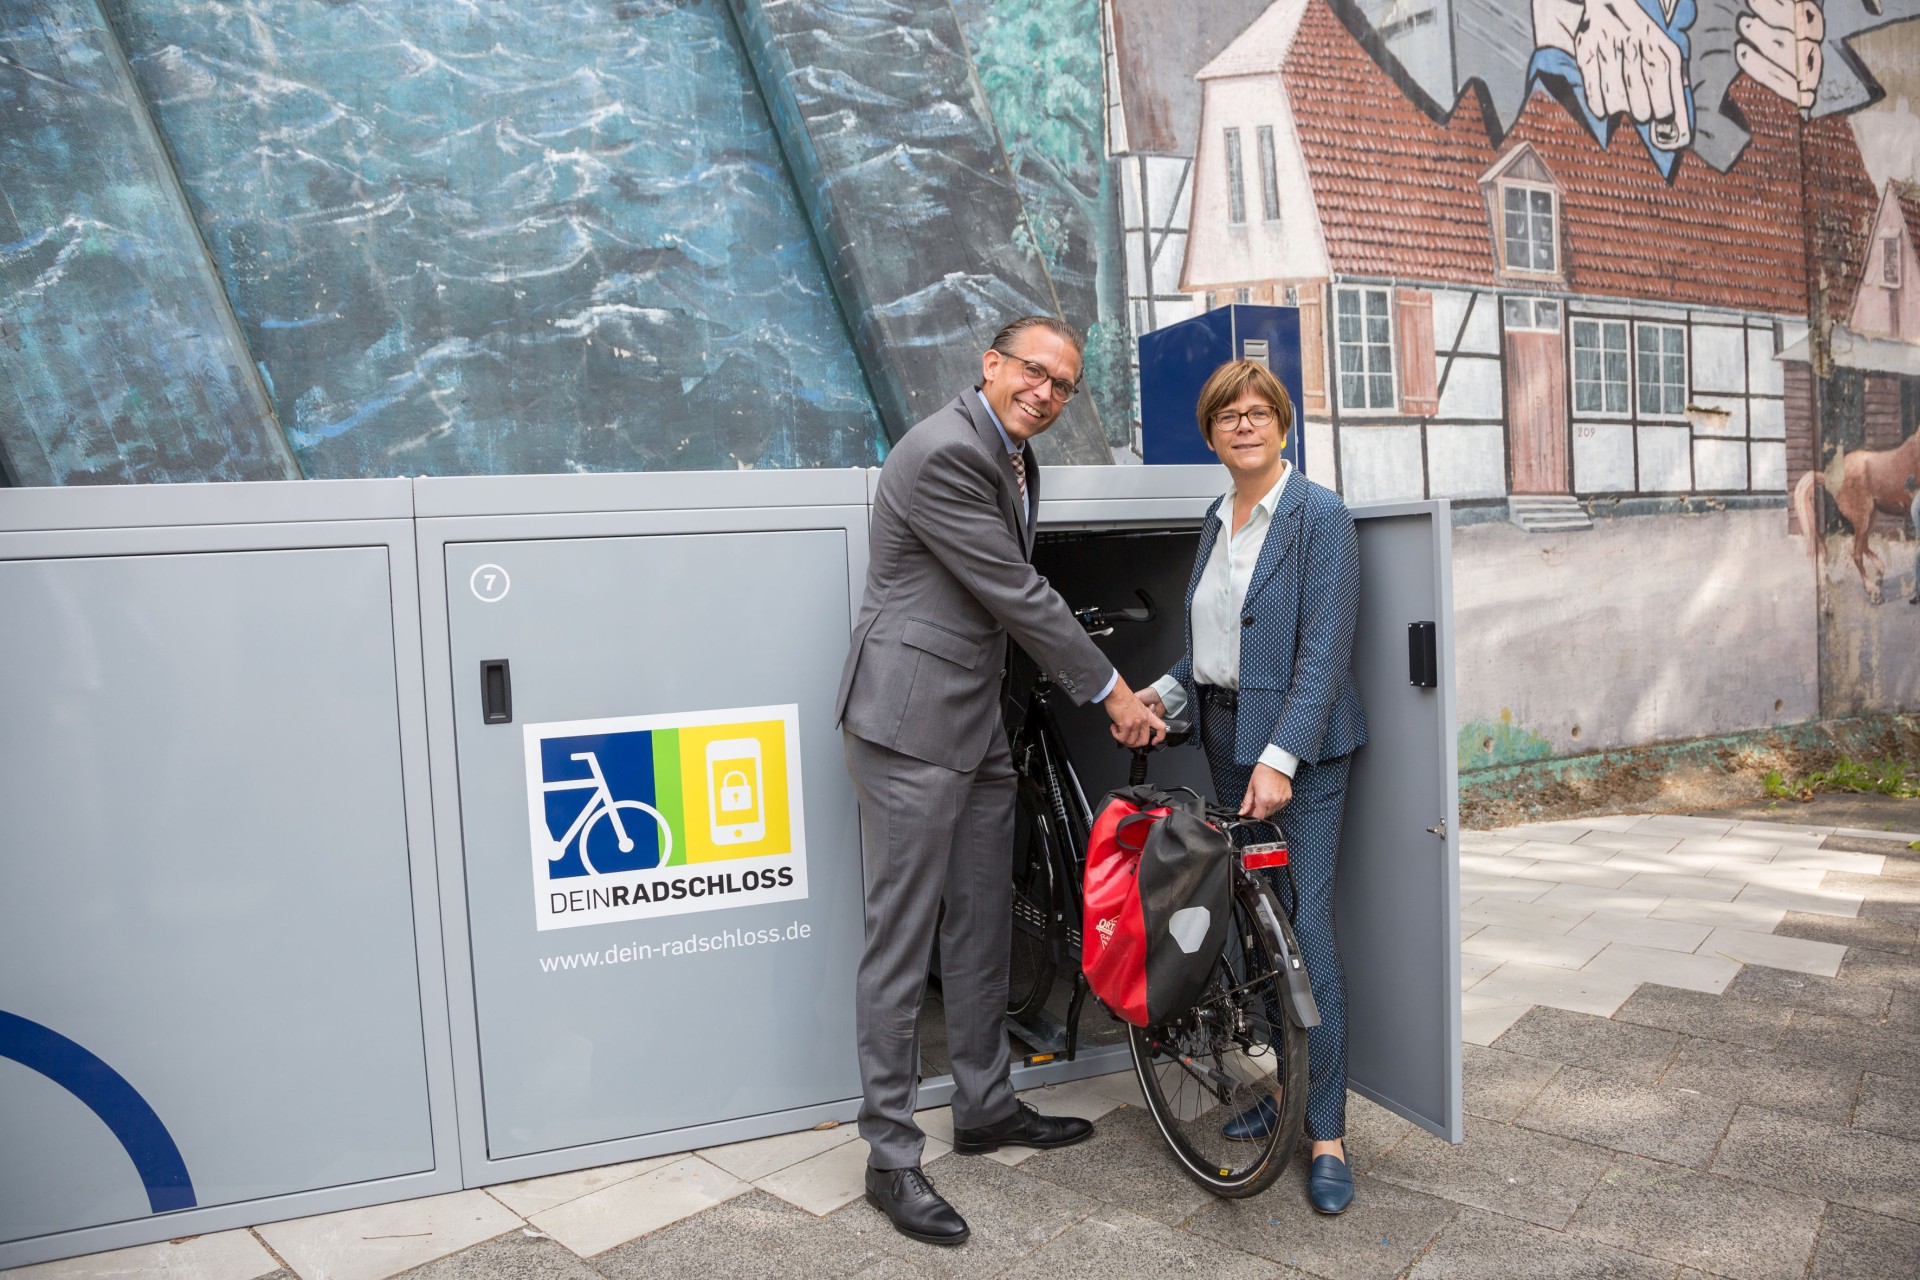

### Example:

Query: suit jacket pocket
xmin=901 ymin=616 xmax=984 ymax=670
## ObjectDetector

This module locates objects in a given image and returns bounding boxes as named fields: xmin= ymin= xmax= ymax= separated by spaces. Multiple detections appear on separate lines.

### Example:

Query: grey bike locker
xmin=0 ymin=481 xmax=461 ymax=1270
xmin=415 ymin=472 xmax=870 ymax=1185
xmin=956 ymin=465 xmax=1463 ymax=1142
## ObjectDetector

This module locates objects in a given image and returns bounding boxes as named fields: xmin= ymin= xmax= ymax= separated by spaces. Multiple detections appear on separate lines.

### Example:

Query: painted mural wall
xmin=2 ymin=0 xmax=1913 ymax=759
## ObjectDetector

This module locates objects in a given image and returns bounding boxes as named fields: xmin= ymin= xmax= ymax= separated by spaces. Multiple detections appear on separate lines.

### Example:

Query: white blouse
xmin=1151 ymin=465 xmax=1300 ymax=778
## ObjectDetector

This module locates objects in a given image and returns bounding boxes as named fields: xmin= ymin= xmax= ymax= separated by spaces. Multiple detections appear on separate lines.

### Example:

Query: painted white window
xmin=1257 ymin=125 xmax=1280 ymax=222
xmin=1502 ymin=184 xmax=1556 ymax=274
xmin=1572 ymin=318 xmax=1630 ymax=415
xmin=1336 ymin=286 xmax=1396 ymax=411
xmin=1885 ymin=235 xmax=1902 ymax=287
xmin=1224 ymin=128 xmax=1246 ymax=226
xmin=1502 ymin=297 xmax=1560 ymax=331
xmin=1636 ymin=322 xmax=1687 ymax=417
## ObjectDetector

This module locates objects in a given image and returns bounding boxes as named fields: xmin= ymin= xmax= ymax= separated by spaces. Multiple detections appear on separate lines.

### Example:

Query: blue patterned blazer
xmin=1167 ymin=472 xmax=1367 ymax=768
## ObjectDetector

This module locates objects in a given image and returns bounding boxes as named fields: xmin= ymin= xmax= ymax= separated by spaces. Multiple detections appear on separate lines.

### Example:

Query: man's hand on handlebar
xmin=1102 ymin=676 xmax=1166 ymax=749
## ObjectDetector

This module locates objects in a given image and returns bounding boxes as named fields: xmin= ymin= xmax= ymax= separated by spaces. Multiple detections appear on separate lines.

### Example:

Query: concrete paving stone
xmin=1492 ymin=1006 xmax=1682 ymax=1083
xmin=1460 ymin=833 xmax=1526 ymax=853
xmin=1574 ymin=830 xmax=1685 ymax=855
xmin=1890 ymin=987 xmax=1920 ymax=1031
xmin=1709 ymin=864 xmax=1830 ymax=892
xmin=1856 ymin=887 xmax=1920 ymax=931
xmin=1695 ymin=927 xmax=1847 ymax=977
xmin=1343 ymin=1090 xmax=1419 ymax=1171
xmin=1580 ymin=815 xmax=1658 ymax=833
xmin=1671 ymin=833 xmax=1783 ymax=858
xmin=1538 ymin=884 xmax=1669 ymax=918
xmin=1460 ymin=951 xmax=1503 ymax=989
xmin=1508 ymin=839 xmax=1617 ymax=866
xmin=698 ymin=1121 xmax=860 ymax=1182
xmin=1570 ymin=911 xmax=1716 ymax=952
xmin=258 ymin=1190 xmax=525 ymax=1280
xmin=1730 ymin=821 xmax=1830 ymax=844
xmin=1460 ymin=898 xmax=1590 ymax=934
xmin=1712 ymin=1105 xmax=1920 ymax=1223
xmin=1806 ymin=1204 xmax=1920 ymax=1280
xmin=1469 ymin=961 xmax=1643 ymax=1018
xmin=1184 ymin=1164 xmax=1457 ymax=1280
xmin=1077 ymin=1070 xmax=1145 ymax=1110
xmin=1015 ymin=1078 xmax=1126 ymax=1124
xmin=1406 ymin=1205 xmax=1676 ymax=1280
xmin=389 ymin=1231 xmax=604 ymax=1280
xmin=913 ymin=1107 xmax=956 ymax=1148
xmin=1505 ymin=821 xmax=1605 ymax=843
xmin=838 ymin=1156 xmax=1097 ymax=1279
xmin=1852 ymin=1072 xmax=1920 ymax=1142
xmin=1648 ymin=897 xmax=1788 ymax=932
xmin=1834 ymin=945 xmax=1920 ymax=991
xmin=1517 ymin=1066 xmax=1737 ymax=1169
xmin=756 ymin=1134 xmax=950 ymax=1217
xmin=1460 ymin=1044 xmax=1561 ymax=1122
xmin=1772 ymin=849 xmax=1886 ymax=875
xmin=1637 ymin=817 xmax=1741 ymax=837
xmin=1012 ymin=1104 xmax=1215 ymax=1227
xmin=484 ymin=1155 xmax=683 ymax=1218
xmin=0 ymin=1231 xmax=281 ymax=1280
xmin=1774 ymin=908 xmax=1918 ymax=957
xmin=1618 ymin=871 xmax=1742 ymax=902
xmin=1512 ymin=860 xmax=1638 ymax=889
xmin=1611 ymin=982 xmax=1791 ymax=1050
xmin=1580 ymin=942 xmax=1742 ymax=995
xmin=1459 ymin=874 xmax=1552 ymax=903
xmin=529 ymin=1156 xmax=748 ymax=1257
xmin=1730 ymin=882 xmax=1867 ymax=918
xmin=1777 ymin=1011 xmax=1920 ymax=1079
xmin=1602 ymin=851 xmax=1703 ymax=876
xmin=1460 ymin=851 xmax=1529 ymax=876
xmin=1567 ymin=1155 xmax=1823 ymax=1280
xmin=1657 ymin=1037 xmax=1862 ymax=1125
xmin=1723 ymin=964 xmax=1893 ymax=1022
xmin=1004 ymin=1205 xmax=1279 ymax=1280
xmin=1830 ymin=825 xmax=1920 ymax=844
xmin=1462 ymin=925 xmax=1608 ymax=970
xmin=1371 ymin=1114 xmax=1612 ymax=1229
xmin=1459 ymin=993 xmax=1535 ymax=1046
xmin=596 ymin=1190 xmax=891 ymax=1279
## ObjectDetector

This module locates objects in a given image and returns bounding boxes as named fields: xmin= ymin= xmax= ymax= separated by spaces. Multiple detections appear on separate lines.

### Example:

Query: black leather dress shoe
xmin=864 ymin=1165 xmax=969 ymax=1245
xmin=952 ymin=1100 xmax=1094 ymax=1154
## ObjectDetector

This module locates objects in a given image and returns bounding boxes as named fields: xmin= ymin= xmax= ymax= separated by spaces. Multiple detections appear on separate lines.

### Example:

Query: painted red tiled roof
xmin=1802 ymin=118 xmax=1881 ymax=322
xmin=1279 ymin=0 xmax=1863 ymax=316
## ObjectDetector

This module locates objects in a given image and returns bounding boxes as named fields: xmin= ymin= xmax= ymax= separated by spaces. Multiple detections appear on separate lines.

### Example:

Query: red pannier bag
xmin=1081 ymin=784 xmax=1232 ymax=1027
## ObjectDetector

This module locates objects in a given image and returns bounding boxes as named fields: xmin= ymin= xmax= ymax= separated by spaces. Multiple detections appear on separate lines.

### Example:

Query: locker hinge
xmin=1426 ymin=820 xmax=1447 ymax=838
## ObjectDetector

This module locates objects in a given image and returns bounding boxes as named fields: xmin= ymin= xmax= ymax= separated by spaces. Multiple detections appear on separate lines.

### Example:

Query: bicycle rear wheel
xmin=1127 ymin=880 xmax=1308 ymax=1197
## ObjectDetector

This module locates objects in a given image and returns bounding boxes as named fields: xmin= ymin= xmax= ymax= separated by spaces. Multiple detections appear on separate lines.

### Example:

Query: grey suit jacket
xmin=835 ymin=392 xmax=1114 ymax=772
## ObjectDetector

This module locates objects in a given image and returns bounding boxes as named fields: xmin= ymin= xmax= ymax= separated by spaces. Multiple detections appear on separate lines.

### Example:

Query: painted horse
xmin=1791 ymin=431 xmax=1920 ymax=605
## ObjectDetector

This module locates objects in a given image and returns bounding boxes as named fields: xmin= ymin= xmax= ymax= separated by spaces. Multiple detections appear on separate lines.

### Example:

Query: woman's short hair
xmin=1195 ymin=359 xmax=1294 ymax=444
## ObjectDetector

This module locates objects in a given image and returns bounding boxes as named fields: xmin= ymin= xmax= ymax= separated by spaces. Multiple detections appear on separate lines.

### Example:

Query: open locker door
xmin=1342 ymin=500 xmax=1462 ymax=1141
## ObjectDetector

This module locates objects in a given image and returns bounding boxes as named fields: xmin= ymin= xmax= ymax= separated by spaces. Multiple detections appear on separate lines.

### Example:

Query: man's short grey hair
xmin=988 ymin=315 xmax=1084 ymax=358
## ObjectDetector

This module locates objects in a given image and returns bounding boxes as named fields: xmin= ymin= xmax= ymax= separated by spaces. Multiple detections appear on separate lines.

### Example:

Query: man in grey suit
xmin=836 ymin=316 xmax=1164 ymax=1245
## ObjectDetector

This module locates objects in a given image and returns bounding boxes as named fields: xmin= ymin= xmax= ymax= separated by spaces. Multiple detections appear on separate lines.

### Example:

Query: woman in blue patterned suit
xmin=1138 ymin=358 xmax=1367 ymax=1215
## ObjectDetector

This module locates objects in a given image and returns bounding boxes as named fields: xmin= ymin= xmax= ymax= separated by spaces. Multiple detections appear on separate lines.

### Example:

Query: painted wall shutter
xmin=1298 ymin=283 xmax=1328 ymax=417
xmin=1396 ymin=288 xmax=1439 ymax=416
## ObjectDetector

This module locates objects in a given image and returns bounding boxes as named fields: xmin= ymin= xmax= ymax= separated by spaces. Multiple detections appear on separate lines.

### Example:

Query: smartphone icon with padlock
xmin=706 ymin=738 xmax=766 ymax=845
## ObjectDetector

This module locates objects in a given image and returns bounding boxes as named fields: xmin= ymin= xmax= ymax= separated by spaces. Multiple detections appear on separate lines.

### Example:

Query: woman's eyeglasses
xmin=1209 ymin=406 xmax=1277 ymax=430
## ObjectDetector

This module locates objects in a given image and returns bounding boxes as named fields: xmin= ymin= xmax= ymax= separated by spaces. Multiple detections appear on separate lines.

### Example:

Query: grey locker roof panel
xmin=414 ymin=469 xmax=869 ymax=518
xmin=0 ymin=478 xmax=413 ymax=532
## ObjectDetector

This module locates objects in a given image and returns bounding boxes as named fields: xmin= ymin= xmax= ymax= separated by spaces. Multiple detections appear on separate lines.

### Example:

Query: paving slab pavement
xmin=10 ymin=808 xmax=1919 ymax=1280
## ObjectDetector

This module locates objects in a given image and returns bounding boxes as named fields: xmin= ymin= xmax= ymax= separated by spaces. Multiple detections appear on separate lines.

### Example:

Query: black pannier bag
xmin=1082 ymin=784 xmax=1232 ymax=1026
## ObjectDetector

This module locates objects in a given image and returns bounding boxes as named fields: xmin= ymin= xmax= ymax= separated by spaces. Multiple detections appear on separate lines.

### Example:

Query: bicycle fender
xmin=1254 ymin=888 xmax=1321 ymax=1030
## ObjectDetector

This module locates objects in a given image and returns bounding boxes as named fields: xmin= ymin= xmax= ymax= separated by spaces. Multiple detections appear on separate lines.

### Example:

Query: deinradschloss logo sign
xmin=523 ymin=704 xmax=808 ymax=931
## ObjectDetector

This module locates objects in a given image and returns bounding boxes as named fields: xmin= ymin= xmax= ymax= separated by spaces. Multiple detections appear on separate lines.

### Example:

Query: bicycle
xmin=1002 ymin=591 xmax=1156 ymax=1060
xmin=541 ymin=750 xmax=672 ymax=873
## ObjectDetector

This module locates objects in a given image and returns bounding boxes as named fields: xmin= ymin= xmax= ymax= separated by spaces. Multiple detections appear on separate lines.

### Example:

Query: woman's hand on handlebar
xmin=1138 ymin=687 xmax=1167 ymax=719
xmin=1102 ymin=677 xmax=1166 ymax=749
xmin=1239 ymin=763 xmax=1293 ymax=820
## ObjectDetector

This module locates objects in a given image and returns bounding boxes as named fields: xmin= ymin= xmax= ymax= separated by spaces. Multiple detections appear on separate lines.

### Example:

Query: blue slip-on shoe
xmin=1308 ymin=1153 xmax=1354 ymax=1215
xmin=1220 ymin=1095 xmax=1280 ymax=1142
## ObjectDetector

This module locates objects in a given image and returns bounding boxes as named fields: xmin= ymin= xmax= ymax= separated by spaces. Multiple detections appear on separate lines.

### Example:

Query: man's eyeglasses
xmin=1209 ymin=405 xmax=1277 ymax=431
xmin=1003 ymin=356 xmax=1080 ymax=401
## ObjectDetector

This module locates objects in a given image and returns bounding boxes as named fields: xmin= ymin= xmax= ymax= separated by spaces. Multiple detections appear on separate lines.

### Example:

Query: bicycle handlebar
xmin=1073 ymin=588 xmax=1156 ymax=636
xmin=1127 ymin=717 xmax=1193 ymax=785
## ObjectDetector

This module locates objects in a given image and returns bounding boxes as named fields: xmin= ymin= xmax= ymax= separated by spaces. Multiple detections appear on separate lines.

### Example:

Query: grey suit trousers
xmin=844 ymin=728 xmax=1018 ymax=1170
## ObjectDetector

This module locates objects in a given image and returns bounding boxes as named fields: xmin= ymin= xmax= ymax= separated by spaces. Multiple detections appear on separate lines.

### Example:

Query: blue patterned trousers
xmin=1200 ymin=700 xmax=1352 ymax=1142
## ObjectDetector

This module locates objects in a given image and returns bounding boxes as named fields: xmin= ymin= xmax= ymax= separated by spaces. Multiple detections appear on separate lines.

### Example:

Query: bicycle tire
xmin=1007 ymin=776 xmax=1061 ymax=1020
xmin=1127 ymin=878 xmax=1308 ymax=1197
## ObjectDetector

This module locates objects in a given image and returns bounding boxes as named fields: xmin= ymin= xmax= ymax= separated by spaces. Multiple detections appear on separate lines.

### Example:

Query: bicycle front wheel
xmin=1007 ymin=779 xmax=1060 ymax=1020
xmin=1127 ymin=880 xmax=1308 ymax=1197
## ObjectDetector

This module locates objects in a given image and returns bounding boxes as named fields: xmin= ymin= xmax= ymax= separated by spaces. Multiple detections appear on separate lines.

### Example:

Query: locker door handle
xmin=481 ymin=660 xmax=513 ymax=724
xmin=1408 ymin=622 xmax=1437 ymax=688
